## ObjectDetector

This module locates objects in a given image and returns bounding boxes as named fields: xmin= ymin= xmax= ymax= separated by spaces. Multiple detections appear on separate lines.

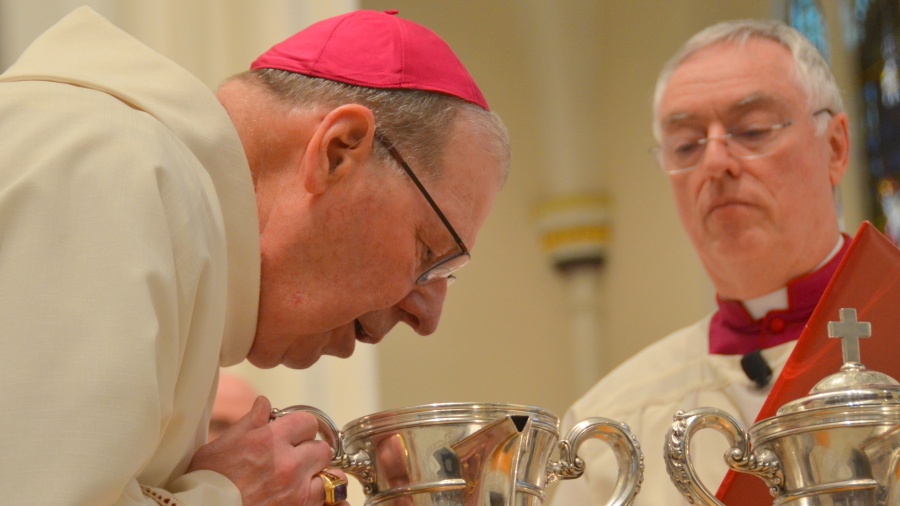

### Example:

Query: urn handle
xmin=664 ymin=408 xmax=783 ymax=506
xmin=271 ymin=405 xmax=376 ymax=493
xmin=547 ymin=417 xmax=644 ymax=506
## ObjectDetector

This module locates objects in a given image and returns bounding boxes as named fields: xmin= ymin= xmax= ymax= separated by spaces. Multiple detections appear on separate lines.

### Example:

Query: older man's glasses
xmin=375 ymin=132 xmax=470 ymax=286
xmin=654 ymin=108 xmax=833 ymax=175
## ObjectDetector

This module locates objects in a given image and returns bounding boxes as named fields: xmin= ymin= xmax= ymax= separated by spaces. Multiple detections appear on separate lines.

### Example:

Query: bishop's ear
xmin=303 ymin=104 xmax=376 ymax=195
xmin=826 ymin=111 xmax=850 ymax=187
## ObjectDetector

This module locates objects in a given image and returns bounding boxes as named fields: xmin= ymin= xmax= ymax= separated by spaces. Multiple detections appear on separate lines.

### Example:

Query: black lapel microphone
xmin=741 ymin=349 xmax=772 ymax=388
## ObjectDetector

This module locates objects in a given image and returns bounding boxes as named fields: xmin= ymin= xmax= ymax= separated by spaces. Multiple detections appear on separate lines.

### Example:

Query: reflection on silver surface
xmin=273 ymin=402 xmax=643 ymax=505
xmin=451 ymin=416 xmax=521 ymax=506
xmin=664 ymin=308 xmax=900 ymax=505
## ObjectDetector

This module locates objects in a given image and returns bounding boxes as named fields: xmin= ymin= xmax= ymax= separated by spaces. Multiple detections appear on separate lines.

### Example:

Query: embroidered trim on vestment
xmin=141 ymin=485 xmax=184 ymax=506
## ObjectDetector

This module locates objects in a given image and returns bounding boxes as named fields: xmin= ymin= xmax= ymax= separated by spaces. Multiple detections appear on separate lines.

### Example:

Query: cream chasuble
xmin=0 ymin=7 xmax=260 ymax=505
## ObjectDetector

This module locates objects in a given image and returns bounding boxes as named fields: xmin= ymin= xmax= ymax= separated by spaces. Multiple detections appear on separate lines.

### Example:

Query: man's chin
xmin=331 ymin=337 xmax=357 ymax=359
xmin=244 ymin=331 xmax=357 ymax=369
xmin=705 ymin=227 xmax=775 ymax=260
xmin=704 ymin=207 xmax=765 ymax=232
xmin=704 ymin=213 xmax=769 ymax=240
xmin=280 ymin=356 xmax=320 ymax=369
xmin=245 ymin=351 xmax=285 ymax=369
xmin=279 ymin=340 xmax=357 ymax=368
xmin=245 ymin=347 xmax=320 ymax=370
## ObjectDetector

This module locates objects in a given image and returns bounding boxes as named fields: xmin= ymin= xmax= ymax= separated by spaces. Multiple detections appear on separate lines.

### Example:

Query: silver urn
xmin=664 ymin=308 xmax=900 ymax=505
xmin=272 ymin=402 xmax=644 ymax=506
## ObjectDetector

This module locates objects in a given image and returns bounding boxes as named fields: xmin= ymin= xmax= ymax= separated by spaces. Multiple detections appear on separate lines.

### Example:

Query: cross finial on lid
xmin=827 ymin=308 xmax=872 ymax=365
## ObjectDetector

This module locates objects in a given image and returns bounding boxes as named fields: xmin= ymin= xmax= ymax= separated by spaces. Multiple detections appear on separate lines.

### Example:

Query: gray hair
xmin=652 ymin=19 xmax=843 ymax=140
xmin=238 ymin=69 xmax=510 ymax=184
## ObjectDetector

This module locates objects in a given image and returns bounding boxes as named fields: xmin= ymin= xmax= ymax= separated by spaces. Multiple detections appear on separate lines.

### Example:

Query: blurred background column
xmin=526 ymin=2 xmax=611 ymax=391
xmin=535 ymin=195 xmax=610 ymax=391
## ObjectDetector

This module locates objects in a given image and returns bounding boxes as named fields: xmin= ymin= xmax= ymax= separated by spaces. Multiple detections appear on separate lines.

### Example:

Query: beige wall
xmin=362 ymin=0 xmax=868 ymax=418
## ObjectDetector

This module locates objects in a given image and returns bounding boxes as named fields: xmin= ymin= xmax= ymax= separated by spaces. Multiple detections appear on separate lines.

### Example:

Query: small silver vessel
xmin=272 ymin=402 xmax=644 ymax=506
xmin=664 ymin=308 xmax=900 ymax=505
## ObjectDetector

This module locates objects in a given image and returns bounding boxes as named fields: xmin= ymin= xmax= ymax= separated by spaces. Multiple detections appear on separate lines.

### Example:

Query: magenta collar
xmin=709 ymin=236 xmax=850 ymax=355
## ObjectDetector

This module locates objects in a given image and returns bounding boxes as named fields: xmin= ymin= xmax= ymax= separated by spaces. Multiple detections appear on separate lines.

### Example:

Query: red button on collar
xmin=769 ymin=317 xmax=785 ymax=333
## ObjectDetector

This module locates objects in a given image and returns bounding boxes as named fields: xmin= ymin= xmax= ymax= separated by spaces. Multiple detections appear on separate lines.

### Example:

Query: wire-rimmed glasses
xmin=375 ymin=131 xmax=470 ymax=286
xmin=652 ymin=108 xmax=833 ymax=175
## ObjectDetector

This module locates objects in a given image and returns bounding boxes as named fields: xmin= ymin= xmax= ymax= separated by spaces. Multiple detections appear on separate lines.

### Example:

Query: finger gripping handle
xmin=548 ymin=417 xmax=644 ymax=506
xmin=271 ymin=405 xmax=375 ymax=492
xmin=271 ymin=405 xmax=343 ymax=457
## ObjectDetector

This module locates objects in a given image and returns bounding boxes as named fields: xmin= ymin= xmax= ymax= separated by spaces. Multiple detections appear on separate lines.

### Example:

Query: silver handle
xmin=547 ymin=417 xmax=644 ymax=506
xmin=664 ymin=408 xmax=783 ymax=506
xmin=271 ymin=405 xmax=375 ymax=492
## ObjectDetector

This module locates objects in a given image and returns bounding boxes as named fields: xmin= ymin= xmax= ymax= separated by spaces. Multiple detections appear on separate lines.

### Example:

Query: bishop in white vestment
xmin=0 ymin=7 xmax=509 ymax=505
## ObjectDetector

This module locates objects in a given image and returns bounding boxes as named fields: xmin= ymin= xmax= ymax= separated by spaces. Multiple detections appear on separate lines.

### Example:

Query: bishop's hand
xmin=187 ymin=396 xmax=350 ymax=506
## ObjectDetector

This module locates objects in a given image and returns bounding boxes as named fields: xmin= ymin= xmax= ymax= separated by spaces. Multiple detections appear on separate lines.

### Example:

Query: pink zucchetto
xmin=250 ymin=10 xmax=489 ymax=110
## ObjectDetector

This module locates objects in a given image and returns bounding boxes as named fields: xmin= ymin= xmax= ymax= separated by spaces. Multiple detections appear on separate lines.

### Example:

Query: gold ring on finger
xmin=315 ymin=471 xmax=348 ymax=505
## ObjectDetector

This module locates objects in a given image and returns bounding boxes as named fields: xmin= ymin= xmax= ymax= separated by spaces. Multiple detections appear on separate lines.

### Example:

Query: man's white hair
xmin=652 ymin=19 xmax=843 ymax=141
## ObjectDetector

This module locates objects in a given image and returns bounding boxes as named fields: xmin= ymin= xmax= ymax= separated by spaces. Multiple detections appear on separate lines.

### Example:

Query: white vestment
xmin=548 ymin=316 xmax=795 ymax=506
xmin=0 ymin=7 xmax=260 ymax=505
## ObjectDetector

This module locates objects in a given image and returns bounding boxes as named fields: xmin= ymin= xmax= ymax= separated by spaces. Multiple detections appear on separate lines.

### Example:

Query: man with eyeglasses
xmin=550 ymin=20 xmax=849 ymax=506
xmin=0 ymin=8 xmax=508 ymax=506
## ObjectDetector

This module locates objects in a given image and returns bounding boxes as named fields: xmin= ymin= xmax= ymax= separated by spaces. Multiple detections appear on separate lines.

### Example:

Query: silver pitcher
xmin=271 ymin=402 xmax=644 ymax=506
xmin=664 ymin=308 xmax=900 ymax=505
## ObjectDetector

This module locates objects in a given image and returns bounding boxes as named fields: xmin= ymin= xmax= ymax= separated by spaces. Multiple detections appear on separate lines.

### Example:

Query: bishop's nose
xmin=397 ymin=279 xmax=448 ymax=336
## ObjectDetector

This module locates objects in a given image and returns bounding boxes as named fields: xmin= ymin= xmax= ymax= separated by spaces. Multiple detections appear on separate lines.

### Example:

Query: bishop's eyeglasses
xmin=375 ymin=131 xmax=470 ymax=286
xmin=653 ymin=108 xmax=834 ymax=175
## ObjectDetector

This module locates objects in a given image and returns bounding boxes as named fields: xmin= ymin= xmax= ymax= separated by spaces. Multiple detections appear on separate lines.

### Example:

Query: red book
xmin=716 ymin=222 xmax=900 ymax=505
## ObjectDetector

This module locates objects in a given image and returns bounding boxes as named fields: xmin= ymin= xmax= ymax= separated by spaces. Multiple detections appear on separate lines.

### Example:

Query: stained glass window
xmin=859 ymin=0 xmax=900 ymax=245
xmin=790 ymin=0 xmax=831 ymax=62
xmin=857 ymin=0 xmax=875 ymax=26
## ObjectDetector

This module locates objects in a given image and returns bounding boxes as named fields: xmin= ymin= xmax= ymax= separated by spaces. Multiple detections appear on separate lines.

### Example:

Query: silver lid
xmin=777 ymin=309 xmax=900 ymax=415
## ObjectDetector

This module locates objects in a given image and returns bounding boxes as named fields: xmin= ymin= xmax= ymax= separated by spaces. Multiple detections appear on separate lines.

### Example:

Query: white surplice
xmin=0 ymin=7 xmax=260 ymax=505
